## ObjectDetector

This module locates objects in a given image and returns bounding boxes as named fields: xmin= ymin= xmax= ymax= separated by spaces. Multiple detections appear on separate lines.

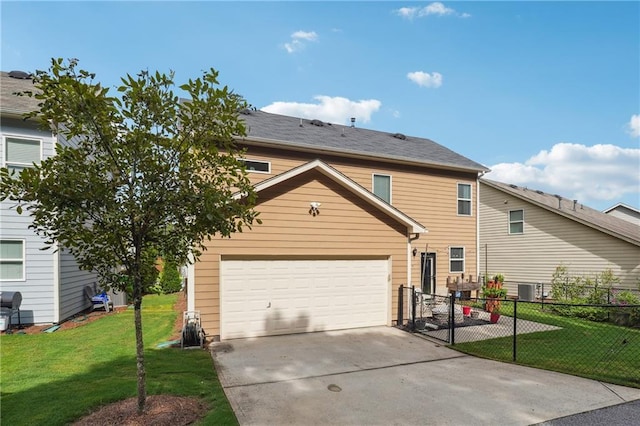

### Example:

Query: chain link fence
xmin=396 ymin=285 xmax=640 ymax=388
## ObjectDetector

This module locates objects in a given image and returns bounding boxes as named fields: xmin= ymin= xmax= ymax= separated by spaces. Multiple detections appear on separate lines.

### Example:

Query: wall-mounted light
xmin=412 ymin=248 xmax=418 ymax=257
xmin=309 ymin=202 xmax=321 ymax=216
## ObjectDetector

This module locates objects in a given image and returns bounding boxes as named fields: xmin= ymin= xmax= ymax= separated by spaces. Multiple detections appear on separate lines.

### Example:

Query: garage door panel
xmin=221 ymin=259 xmax=388 ymax=339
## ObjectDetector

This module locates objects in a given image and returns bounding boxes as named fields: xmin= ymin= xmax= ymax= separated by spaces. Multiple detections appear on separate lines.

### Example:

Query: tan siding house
xmin=191 ymin=111 xmax=488 ymax=339
xmin=480 ymin=179 xmax=640 ymax=295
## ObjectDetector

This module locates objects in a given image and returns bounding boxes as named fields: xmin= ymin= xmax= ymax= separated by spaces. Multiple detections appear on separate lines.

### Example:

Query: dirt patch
xmin=72 ymin=394 xmax=208 ymax=426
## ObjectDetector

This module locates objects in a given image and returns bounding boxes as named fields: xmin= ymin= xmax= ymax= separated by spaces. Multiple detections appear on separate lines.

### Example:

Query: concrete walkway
xmin=212 ymin=326 xmax=640 ymax=426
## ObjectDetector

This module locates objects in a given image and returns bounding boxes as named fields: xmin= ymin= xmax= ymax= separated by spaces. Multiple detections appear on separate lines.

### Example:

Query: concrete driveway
xmin=211 ymin=326 xmax=640 ymax=425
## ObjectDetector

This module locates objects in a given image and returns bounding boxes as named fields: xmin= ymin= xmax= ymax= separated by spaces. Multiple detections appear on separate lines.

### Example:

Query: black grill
xmin=0 ymin=291 xmax=22 ymax=331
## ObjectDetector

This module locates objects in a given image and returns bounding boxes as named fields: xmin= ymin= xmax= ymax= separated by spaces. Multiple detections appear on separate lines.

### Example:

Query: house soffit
xmin=235 ymin=159 xmax=427 ymax=235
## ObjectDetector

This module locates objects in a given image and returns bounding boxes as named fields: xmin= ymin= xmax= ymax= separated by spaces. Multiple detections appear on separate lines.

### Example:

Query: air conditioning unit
xmin=518 ymin=284 xmax=536 ymax=302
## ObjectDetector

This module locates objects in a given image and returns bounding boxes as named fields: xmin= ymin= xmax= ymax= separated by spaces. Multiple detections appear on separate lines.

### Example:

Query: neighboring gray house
xmin=479 ymin=179 xmax=640 ymax=293
xmin=603 ymin=203 xmax=640 ymax=226
xmin=0 ymin=70 xmax=99 ymax=325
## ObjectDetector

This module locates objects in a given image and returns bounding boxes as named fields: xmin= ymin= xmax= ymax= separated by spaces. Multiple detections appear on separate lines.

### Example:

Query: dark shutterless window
xmin=240 ymin=159 xmax=270 ymax=173
xmin=509 ymin=209 xmax=524 ymax=234
xmin=457 ymin=183 xmax=471 ymax=216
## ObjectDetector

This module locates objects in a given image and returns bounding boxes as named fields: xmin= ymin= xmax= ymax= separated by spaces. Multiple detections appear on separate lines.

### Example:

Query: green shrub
xmin=158 ymin=261 xmax=183 ymax=294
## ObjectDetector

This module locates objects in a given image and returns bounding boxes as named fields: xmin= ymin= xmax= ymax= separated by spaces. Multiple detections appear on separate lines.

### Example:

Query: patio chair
xmin=84 ymin=285 xmax=113 ymax=312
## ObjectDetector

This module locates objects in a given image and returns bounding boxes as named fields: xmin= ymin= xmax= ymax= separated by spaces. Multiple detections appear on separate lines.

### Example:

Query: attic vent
xmin=8 ymin=70 xmax=31 ymax=79
xmin=535 ymin=190 xmax=544 ymax=195
xmin=239 ymin=108 xmax=253 ymax=115
xmin=509 ymin=184 xmax=518 ymax=189
xmin=310 ymin=119 xmax=324 ymax=127
xmin=392 ymin=133 xmax=407 ymax=140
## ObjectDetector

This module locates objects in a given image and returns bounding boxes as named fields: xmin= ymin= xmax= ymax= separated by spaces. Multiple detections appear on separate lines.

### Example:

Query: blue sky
xmin=2 ymin=1 xmax=639 ymax=211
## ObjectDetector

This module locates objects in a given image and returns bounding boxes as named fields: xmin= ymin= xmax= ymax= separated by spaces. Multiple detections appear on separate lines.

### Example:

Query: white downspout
xmin=187 ymin=253 xmax=195 ymax=312
xmin=52 ymin=241 xmax=60 ymax=323
xmin=476 ymin=174 xmax=483 ymax=281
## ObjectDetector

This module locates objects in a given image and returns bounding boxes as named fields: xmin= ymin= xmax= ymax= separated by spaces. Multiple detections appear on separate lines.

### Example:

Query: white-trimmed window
xmin=240 ymin=159 xmax=270 ymax=173
xmin=457 ymin=183 xmax=472 ymax=216
xmin=449 ymin=247 xmax=465 ymax=273
xmin=373 ymin=173 xmax=392 ymax=203
xmin=509 ymin=209 xmax=524 ymax=234
xmin=0 ymin=240 xmax=25 ymax=281
xmin=4 ymin=136 xmax=42 ymax=176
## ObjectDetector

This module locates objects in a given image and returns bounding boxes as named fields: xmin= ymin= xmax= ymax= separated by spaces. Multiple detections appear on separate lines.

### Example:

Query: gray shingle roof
xmin=481 ymin=178 xmax=640 ymax=246
xmin=239 ymin=110 xmax=489 ymax=173
xmin=0 ymin=71 xmax=40 ymax=116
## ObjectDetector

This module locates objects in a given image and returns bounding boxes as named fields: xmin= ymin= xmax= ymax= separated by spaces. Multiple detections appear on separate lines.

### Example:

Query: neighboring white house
xmin=603 ymin=203 xmax=640 ymax=226
xmin=0 ymin=70 xmax=102 ymax=325
xmin=479 ymin=178 xmax=640 ymax=293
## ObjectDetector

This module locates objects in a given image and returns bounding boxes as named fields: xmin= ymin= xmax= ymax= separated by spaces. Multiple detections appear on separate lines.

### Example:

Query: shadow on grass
xmin=1 ymin=345 xmax=237 ymax=425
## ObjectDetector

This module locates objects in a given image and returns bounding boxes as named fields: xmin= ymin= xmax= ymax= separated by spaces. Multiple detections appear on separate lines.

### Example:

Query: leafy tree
xmin=153 ymin=259 xmax=183 ymax=294
xmin=0 ymin=58 xmax=259 ymax=414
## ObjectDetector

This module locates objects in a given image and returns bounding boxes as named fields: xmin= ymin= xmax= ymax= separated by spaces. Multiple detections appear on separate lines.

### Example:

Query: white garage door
xmin=220 ymin=259 xmax=389 ymax=339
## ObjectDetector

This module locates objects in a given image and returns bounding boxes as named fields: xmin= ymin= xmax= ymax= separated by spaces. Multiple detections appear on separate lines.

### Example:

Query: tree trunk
xmin=134 ymin=286 xmax=146 ymax=414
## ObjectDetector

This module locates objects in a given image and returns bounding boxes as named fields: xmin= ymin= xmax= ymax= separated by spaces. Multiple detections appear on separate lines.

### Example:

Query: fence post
xmin=450 ymin=292 xmax=456 ymax=345
xmin=411 ymin=285 xmax=416 ymax=331
xmin=513 ymin=298 xmax=518 ymax=362
xmin=397 ymin=285 xmax=404 ymax=327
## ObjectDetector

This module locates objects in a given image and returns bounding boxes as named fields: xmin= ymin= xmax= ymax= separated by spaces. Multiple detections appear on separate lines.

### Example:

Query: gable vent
xmin=8 ymin=70 xmax=31 ymax=79
xmin=392 ymin=133 xmax=407 ymax=140
xmin=309 ymin=119 xmax=324 ymax=127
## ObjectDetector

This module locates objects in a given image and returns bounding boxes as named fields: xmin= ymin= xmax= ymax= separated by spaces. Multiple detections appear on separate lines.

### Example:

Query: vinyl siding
xmin=1 ymin=120 xmax=57 ymax=324
xmin=238 ymin=146 xmax=479 ymax=293
xmin=480 ymin=184 xmax=640 ymax=291
xmin=195 ymin=169 xmax=408 ymax=336
xmin=58 ymin=247 xmax=98 ymax=321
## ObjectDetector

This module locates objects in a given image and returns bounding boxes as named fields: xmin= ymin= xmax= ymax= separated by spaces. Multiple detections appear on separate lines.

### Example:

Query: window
xmin=457 ymin=183 xmax=472 ymax=215
xmin=0 ymin=240 xmax=25 ymax=281
xmin=449 ymin=247 xmax=465 ymax=273
xmin=373 ymin=174 xmax=391 ymax=203
xmin=509 ymin=209 xmax=524 ymax=234
xmin=240 ymin=159 xmax=270 ymax=173
xmin=5 ymin=137 xmax=42 ymax=176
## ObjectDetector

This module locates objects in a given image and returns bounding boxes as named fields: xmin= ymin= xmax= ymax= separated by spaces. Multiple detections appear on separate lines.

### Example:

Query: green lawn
xmin=453 ymin=302 xmax=640 ymax=388
xmin=0 ymin=294 xmax=237 ymax=425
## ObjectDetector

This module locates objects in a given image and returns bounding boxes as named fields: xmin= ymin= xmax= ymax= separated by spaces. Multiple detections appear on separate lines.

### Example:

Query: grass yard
xmin=0 ymin=294 xmax=237 ymax=425
xmin=453 ymin=301 xmax=640 ymax=388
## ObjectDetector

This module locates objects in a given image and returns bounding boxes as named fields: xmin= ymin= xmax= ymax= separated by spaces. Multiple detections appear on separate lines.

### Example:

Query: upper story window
xmin=457 ymin=183 xmax=472 ymax=216
xmin=0 ymin=240 xmax=25 ymax=281
xmin=509 ymin=209 xmax=524 ymax=234
xmin=449 ymin=247 xmax=465 ymax=273
xmin=240 ymin=159 xmax=270 ymax=173
xmin=372 ymin=174 xmax=392 ymax=204
xmin=4 ymin=136 xmax=42 ymax=177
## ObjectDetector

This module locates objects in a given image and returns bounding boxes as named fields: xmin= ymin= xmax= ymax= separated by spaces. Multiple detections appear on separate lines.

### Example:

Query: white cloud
xmin=395 ymin=2 xmax=471 ymax=19
xmin=486 ymin=143 xmax=640 ymax=208
xmin=395 ymin=7 xmax=419 ymax=19
xmin=422 ymin=2 xmax=454 ymax=16
xmin=291 ymin=31 xmax=318 ymax=41
xmin=407 ymin=71 xmax=443 ymax=88
xmin=283 ymin=30 xmax=318 ymax=53
xmin=261 ymin=95 xmax=382 ymax=125
xmin=628 ymin=114 xmax=640 ymax=137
